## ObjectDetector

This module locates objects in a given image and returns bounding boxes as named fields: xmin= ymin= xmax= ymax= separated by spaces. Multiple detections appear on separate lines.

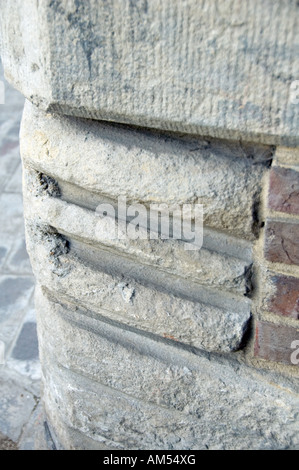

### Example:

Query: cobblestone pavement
xmin=0 ymin=61 xmax=42 ymax=450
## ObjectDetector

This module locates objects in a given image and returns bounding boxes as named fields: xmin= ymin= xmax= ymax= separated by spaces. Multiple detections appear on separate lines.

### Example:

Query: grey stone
xmin=0 ymin=154 xmax=19 ymax=194
xmin=0 ymin=275 xmax=35 ymax=351
xmin=0 ymin=276 xmax=34 ymax=323
xmin=12 ymin=322 xmax=39 ymax=361
xmin=23 ymin=166 xmax=252 ymax=296
xmin=0 ymin=246 xmax=7 ymax=269
xmin=25 ymin=218 xmax=251 ymax=353
xmin=5 ymin=163 xmax=23 ymax=193
xmin=20 ymin=101 xmax=269 ymax=241
xmin=0 ymin=193 xmax=25 ymax=239
xmin=1 ymin=0 xmax=298 ymax=145
xmin=18 ymin=402 xmax=52 ymax=451
xmin=4 ymin=237 xmax=33 ymax=275
xmin=36 ymin=286 xmax=299 ymax=450
xmin=0 ymin=368 xmax=36 ymax=443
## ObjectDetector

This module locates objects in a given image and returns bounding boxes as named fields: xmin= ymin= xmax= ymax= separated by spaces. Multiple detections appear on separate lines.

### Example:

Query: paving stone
xmin=0 ymin=276 xmax=35 ymax=351
xmin=4 ymin=237 xmax=33 ymax=275
xmin=6 ymin=356 xmax=41 ymax=383
xmin=0 ymin=276 xmax=34 ymax=323
xmin=0 ymin=193 xmax=25 ymax=239
xmin=12 ymin=322 xmax=38 ymax=361
xmin=0 ymin=369 xmax=36 ymax=442
xmin=4 ymin=163 xmax=22 ymax=193
xmin=18 ymin=402 xmax=49 ymax=451
xmin=0 ymin=59 xmax=39 ymax=449
xmin=0 ymin=154 xmax=20 ymax=193
xmin=8 ymin=319 xmax=41 ymax=383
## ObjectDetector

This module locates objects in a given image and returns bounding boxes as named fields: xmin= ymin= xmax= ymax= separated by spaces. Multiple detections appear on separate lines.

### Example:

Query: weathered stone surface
xmin=275 ymin=147 xmax=299 ymax=168
xmin=20 ymin=101 xmax=269 ymax=241
xmin=264 ymin=220 xmax=299 ymax=266
xmin=23 ymin=166 xmax=252 ymax=296
xmin=268 ymin=167 xmax=299 ymax=215
xmin=36 ymin=286 xmax=299 ymax=450
xmin=255 ymin=321 xmax=299 ymax=366
xmin=0 ymin=275 xmax=35 ymax=351
xmin=24 ymin=217 xmax=250 ymax=353
xmin=1 ymin=0 xmax=298 ymax=145
xmin=0 ymin=368 xmax=36 ymax=443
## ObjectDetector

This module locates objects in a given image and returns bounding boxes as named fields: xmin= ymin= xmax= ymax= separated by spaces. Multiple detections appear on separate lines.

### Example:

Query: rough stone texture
xmin=36 ymin=286 xmax=299 ymax=450
xmin=23 ymin=218 xmax=250 ymax=354
xmin=20 ymin=101 xmax=270 ymax=241
xmin=266 ymin=274 xmax=299 ymax=320
xmin=0 ymin=432 xmax=18 ymax=451
xmin=264 ymin=220 xmax=299 ymax=266
xmin=0 ymin=368 xmax=36 ymax=443
xmin=3 ymin=1 xmax=298 ymax=450
xmin=268 ymin=167 xmax=299 ymax=215
xmin=275 ymin=147 xmax=299 ymax=168
xmin=19 ymin=110 xmax=259 ymax=354
xmin=1 ymin=0 xmax=298 ymax=146
xmin=255 ymin=321 xmax=299 ymax=366
xmin=23 ymin=166 xmax=252 ymax=296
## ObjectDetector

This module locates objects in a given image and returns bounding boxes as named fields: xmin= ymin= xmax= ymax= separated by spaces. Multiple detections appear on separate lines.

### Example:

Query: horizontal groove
xmin=64 ymin=235 xmax=251 ymax=315
xmin=58 ymin=177 xmax=253 ymax=261
xmin=50 ymin=360 xmax=197 ymax=421
xmin=42 ymin=286 xmax=211 ymax=358
xmin=41 ymin=286 xmax=235 ymax=363
xmin=28 ymin=166 xmax=253 ymax=262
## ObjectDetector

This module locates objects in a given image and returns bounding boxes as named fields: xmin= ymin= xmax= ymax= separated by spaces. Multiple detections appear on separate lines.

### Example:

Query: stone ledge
xmin=1 ymin=0 xmax=298 ymax=145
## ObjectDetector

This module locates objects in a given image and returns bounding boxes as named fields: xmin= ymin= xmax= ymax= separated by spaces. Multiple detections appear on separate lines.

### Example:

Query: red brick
xmin=264 ymin=220 xmax=299 ymax=265
xmin=254 ymin=321 xmax=299 ymax=365
xmin=268 ymin=275 xmax=299 ymax=319
xmin=268 ymin=167 xmax=299 ymax=215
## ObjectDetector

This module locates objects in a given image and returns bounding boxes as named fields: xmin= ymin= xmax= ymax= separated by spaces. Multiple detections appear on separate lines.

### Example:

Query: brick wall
xmin=254 ymin=147 xmax=299 ymax=367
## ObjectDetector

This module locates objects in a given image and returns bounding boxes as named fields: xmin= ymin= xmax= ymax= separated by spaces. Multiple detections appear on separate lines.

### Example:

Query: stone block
xmin=20 ymin=101 xmax=269 ymax=241
xmin=36 ymin=286 xmax=299 ymax=450
xmin=1 ymin=0 xmax=298 ymax=145
xmin=24 ymin=219 xmax=250 ymax=353
xmin=274 ymin=147 xmax=299 ymax=168
xmin=22 ymin=166 xmax=253 ymax=296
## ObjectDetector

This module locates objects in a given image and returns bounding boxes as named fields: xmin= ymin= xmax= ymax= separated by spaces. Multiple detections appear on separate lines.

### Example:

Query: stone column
xmin=1 ymin=0 xmax=298 ymax=449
